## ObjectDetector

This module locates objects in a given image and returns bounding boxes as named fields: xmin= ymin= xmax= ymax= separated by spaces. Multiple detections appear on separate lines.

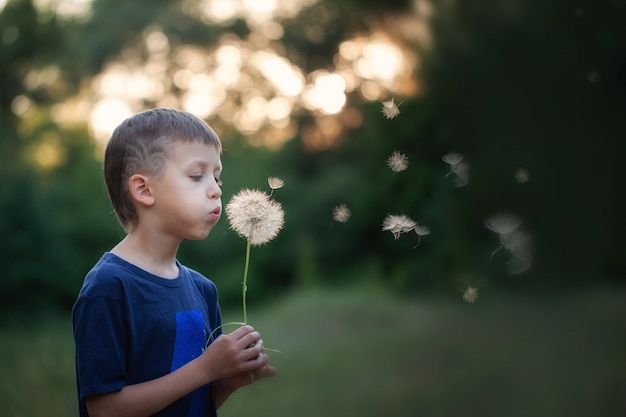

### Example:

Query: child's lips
xmin=209 ymin=207 xmax=221 ymax=219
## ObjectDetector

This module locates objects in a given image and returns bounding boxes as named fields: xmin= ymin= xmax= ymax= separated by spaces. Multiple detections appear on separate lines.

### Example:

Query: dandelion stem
xmin=242 ymin=238 xmax=252 ymax=324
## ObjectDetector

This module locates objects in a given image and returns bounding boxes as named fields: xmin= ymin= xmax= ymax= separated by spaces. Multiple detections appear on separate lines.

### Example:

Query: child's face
xmin=148 ymin=141 xmax=223 ymax=240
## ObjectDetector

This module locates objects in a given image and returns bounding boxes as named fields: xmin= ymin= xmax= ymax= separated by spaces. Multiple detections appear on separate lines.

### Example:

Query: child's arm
xmin=85 ymin=325 xmax=266 ymax=417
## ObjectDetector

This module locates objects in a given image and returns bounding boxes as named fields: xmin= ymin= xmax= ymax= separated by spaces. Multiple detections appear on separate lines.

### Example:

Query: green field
xmin=2 ymin=286 xmax=625 ymax=417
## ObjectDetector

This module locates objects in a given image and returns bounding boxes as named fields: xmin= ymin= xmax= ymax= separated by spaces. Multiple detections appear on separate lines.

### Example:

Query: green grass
xmin=0 ymin=314 xmax=76 ymax=417
xmin=2 ymin=286 xmax=625 ymax=417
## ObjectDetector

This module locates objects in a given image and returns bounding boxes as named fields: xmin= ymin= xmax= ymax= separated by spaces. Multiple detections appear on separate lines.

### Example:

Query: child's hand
xmin=201 ymin=325 xmax=272 ymax=382
xmin=222 ymin=358 xmax=277 ymax=391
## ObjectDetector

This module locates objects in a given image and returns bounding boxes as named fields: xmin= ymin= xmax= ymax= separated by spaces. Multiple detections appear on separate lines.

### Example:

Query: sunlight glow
xmin=11 ymin=95 xmax=34 ymax=118
xmin=90 ymin=99 xmax=132 ymax=144
xmin=197 ymin=0 xmax=318 ymax=24
xmin=183 ymin=74 xmax=226 ymax=118
xmin=303 ymin=73 xmax=346 ymax=115
xmin=253 ymin=51 xmax=304 ymax=97
xmin=145 ymin=31 xmax=169 ymax=54
xmin=267 ymin=97 xmax=292 ymax=121
xmin=33 ymin=0 xmax=92 ymax=18
xmin=74 ymin=0 xmax=423 ymax=148
xmin=28 ymin=133 xmax=66 ymax=170
xmin=243 ymin=0 xmax=277 ymax=16
xmin=358 ymin=42 xmax=403 ymax=81
xmin=199 ymin=0 xmax=241 ymax=22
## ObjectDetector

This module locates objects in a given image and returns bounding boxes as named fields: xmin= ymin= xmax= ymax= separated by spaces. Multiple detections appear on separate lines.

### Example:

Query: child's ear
xmin=128 ymin=174 xmax=155 ymax=207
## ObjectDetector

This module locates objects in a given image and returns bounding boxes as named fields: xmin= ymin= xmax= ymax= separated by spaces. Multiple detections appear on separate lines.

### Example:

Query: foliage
xmin=0 ymin=0 xmax=625 ymax=314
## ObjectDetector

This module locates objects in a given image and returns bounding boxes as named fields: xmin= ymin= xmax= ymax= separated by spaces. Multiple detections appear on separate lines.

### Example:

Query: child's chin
xmin=193 ymin=226 xmax=215 ymax=240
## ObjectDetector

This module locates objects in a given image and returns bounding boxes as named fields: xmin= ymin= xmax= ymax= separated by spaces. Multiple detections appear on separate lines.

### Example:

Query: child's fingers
xmin=228 ymin=325 xmax=255 ymax=339
xmin=238 ymin=330 xmax=261 ymax=349
xmin=257 ymin=363 xmax=277 ymax=378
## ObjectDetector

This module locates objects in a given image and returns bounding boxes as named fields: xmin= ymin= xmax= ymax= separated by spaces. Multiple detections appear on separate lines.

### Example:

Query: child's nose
xmin=208 ymin=182 xmax=222 ymax=198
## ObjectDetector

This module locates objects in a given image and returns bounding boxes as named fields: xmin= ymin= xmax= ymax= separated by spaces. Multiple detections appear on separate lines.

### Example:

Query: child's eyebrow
xmin=186 ymin=159 xmax=222 ymax=172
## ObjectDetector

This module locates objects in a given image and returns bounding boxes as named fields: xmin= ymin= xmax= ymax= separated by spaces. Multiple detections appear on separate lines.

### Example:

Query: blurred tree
xmin=1 ymin=0 xmax=624 ymax=315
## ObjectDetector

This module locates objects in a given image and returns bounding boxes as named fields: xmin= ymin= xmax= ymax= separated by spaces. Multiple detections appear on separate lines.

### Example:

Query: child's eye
xmin=190 ymin=174 xmax=204 ymax=181
xmin=215 ymin=177 xmax=223 ymax=186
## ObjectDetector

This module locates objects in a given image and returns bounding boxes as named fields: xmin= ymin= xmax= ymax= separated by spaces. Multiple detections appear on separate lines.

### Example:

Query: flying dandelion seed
xmin=485 ymin=213 xmax=533 ymax=275
xmin=382 ymin=214 xmax=417 ymax=240
xmin=387 ymin=151 xmax=409 ymax=172
xmin=412 ymin=223 xmax=431 ymax=249
xmin=268 ymin=177 xmax=284 ymax=196
xmin=587 ymin=70 xmax=599 ymax=83
xmin=442 ymin=152 xmax=464 ymax=166
xmin=225 ymin=189 xmax=284 ymax=246
xmin=442 ymin=152 xmax=469 ymax=187
xmin=451 ymin=161 xmax=470 ymax=187
xmin=463 ymin=285 xmax=479 ymax=303
xmin=268 ymin=177 xmax=284 ymax=190
xmin=485 ymin=213 xmax=522 ymax=236
xmin=503 ymin=230 xmax=533 ymax=275
xmin=332 ymin=204 xmax=351 ymax=223
xmin=381 ymin=98 xmax=402 ymax=119
xmin=515 ymin=167 xmax=530 ymax=183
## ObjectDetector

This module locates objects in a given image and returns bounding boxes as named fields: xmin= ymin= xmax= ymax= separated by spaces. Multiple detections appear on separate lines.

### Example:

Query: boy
xmin=72 ymin=108 xmax=276 ymax=417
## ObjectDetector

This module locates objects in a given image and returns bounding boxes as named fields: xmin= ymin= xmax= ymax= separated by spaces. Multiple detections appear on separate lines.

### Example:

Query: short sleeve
xmin=73 ymin=294 xmax=129 ymax=399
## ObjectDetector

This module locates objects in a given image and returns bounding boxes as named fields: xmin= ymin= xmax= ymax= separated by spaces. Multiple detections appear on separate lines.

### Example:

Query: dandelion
xmin=462 ymin=285 xmax=479 ymax=303
xmin=515 ymin=167 xmax=529 ymax=183
xmin=412 ymin=223 xmax=431 ymax=249
xmin=381 ymin=98 xmax=402 ymax=119
xmin=332 ymin=204 xmax=351 ymax=223
xmin=442 ymin=152 xmax=469 ymax=187
xmin=268 ymin=177 xmax=284 ymax=196
xmin=387 ymin=151 xmax=409 ymax=172
xmin=382 ymin=214 xmax=416 ymax=240
xmin=226 ymin=189 xmax=284 ymax=323
xmin=226 ymin=189 xmax=284 ymax=246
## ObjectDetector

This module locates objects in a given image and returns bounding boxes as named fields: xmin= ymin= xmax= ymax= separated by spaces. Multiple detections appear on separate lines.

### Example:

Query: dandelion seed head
xmin=387 ymin=151 xmax=409 ymax=172
xmin=381 ymin=98 xmax=401 ymax=119
xmin=225 ymin=189 xmax=284 ymax=246
xmin=463 ymin=285 xmax=479 ymax=303
xmin=332 ymin=204 xmax=351 ymax=223
xmin=268 ymin=177 xmax=284 ymax=190
xmin=515 ymin=167 xmax=529 ymax=183
xmin=382 ymin=214 xmax=417 ymax=240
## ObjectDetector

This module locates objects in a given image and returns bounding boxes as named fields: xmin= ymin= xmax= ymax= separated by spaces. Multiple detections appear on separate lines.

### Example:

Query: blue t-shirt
xmin=72 ymin=252 xmax=223 ymax=417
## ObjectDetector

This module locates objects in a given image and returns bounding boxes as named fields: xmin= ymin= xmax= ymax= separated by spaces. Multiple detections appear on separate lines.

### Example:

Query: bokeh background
xmin=1 ymin=0 xmax=625 ymax=416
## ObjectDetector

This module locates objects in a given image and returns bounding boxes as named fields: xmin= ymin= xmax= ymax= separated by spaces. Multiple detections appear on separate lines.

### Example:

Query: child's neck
xmin=111 ymin=232 xmax=180 ymax=279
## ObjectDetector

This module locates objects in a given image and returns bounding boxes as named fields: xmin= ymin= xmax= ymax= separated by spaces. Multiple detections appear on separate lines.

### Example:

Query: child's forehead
xmin=167 ymin=139 xmax=221 ymax=153
xmin=166 ymin=140 xmax=222 ymax=164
